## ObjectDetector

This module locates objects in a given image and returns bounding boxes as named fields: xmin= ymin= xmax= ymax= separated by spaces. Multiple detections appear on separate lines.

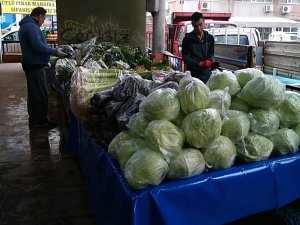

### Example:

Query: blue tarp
xmin=264 ymin=73 xmax=300 ymax=85
xmin=69 ymin=116 xmax=300 ymax=225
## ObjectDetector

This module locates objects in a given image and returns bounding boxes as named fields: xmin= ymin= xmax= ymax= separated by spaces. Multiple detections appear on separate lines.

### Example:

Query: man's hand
xmin=199 ymin=60 xmax=213 ymax=68
xmin=56 ymin=49 xmax=67 ymax=57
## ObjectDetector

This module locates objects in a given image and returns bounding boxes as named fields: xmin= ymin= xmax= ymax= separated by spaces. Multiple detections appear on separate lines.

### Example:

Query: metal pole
xmin=152 ymin=0 xmax=166 ymax=54
xmin=0 ymin=3 xmax=3 ymax=63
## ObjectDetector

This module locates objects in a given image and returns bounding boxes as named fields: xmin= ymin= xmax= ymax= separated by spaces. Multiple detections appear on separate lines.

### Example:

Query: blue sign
xmin=1 ymin=14 xmax=16 ymax=29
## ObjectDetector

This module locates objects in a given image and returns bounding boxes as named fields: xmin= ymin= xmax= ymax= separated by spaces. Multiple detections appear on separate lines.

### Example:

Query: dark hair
xmin=191 ymin=12 xmax=204 ymax=22
xmin=30 ymin=7 xmax=47 ymax=17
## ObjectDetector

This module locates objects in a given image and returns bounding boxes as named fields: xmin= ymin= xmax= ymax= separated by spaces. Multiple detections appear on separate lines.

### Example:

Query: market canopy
xmin=0 ymin=0 xmax=56 ymax=15
xmin=230 ymin=16 xmax=300 ymax=28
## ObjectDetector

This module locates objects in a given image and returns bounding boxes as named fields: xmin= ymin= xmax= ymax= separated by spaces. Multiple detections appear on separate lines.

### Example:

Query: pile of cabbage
xmin=107 ymin=68 xmax=300 ymax=190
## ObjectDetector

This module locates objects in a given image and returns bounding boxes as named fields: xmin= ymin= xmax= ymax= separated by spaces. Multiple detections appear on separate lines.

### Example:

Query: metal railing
xmin=164 ymin=53 xmax=184 ymax=72
xmin=2 ymin=40 xmax=57 ymax=54
xmin=2 ymin=40 xmax=21 ymax=54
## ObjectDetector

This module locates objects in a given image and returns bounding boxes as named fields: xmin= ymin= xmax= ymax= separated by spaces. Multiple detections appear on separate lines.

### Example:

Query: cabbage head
xmin=292 ymin=123 xmax=300 ymax=139
xmin=117 ymin=138 xmax=148 ymax=171
xmin=125 ymin=149 xmax=168 ymax=189
xmin=167 ymin=148 xmax=205 ymax=179
xmin=203 ymin=135 xmax=236 ymax=170
xmin=230 ymin=97 xmax=250 ymax=113
xmin=144 ymin=120 xmax=185 ymax=162
xmin=236 ymin=132 xmax=273 ymax=162
xmin=269 ymin=128 xmax=299 ymax=155
xmin=238 ymin=75 xmax=286 ymax=109
xmin=207 ymin=70 xmax=241 ymax=96
xmin=182 ymin=109 xmax=222 ymax=148
xmin=139 ymin=88 xmax=180 ymax=121
xmin=178 ymin=77 xmax=210 ymax=114
xmin=126 ymin=112 xmax=149 ymax=138
xmin=234 ymin=68 xmax=263 ymax=87
xmin=221 ymin=110 xmax=250 ymax=143
xmin=249 ymin=109 xmax=280 ymax=136
xmin=108 ymin=131 xmax=131 ymax=159
xmin=229 ymin=96 xmax=250 ymax=113
xmin=172 ymin=110 xmax=187 ymax=127
xmin=207 ymin=89 xmax=231 ymax=116
xmin=277 ymin=91 xmax=300 ymax=127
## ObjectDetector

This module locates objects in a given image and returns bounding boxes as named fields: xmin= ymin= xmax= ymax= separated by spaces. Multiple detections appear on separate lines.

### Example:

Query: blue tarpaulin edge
xmin=71 ymin=116 xmax=300 ymax=225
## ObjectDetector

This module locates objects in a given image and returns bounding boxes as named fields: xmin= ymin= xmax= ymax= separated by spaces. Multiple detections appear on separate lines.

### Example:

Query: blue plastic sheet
xmin=71 ymin=116 xmax=300 ymax=225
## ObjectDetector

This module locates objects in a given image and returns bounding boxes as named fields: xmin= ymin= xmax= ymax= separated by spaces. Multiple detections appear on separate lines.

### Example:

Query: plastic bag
xmin=116 ymin=93 xmax=146 ymax=130
xmin=113 ymin=74 xmax=152 ymax=101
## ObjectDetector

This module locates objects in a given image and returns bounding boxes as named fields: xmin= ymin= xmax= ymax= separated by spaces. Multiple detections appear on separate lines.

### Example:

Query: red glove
xmin=199 ymin=60 xmax=213 ymax=68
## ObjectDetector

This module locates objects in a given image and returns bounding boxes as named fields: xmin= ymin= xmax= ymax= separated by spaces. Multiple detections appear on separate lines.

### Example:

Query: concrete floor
xmin=1 ymin=62 xmax=299 ymax=225
xmin=0 ymin=63 xmax=97 ymax=225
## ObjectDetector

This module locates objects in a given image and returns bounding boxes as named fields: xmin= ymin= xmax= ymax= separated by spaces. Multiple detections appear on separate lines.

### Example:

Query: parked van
xmin=268 ymin=32 xmax=300 ymax=42
xmin=207 ymin=27 xmax=263 ymax=67
xmin=208 ymin=27 xmax=261 ymax=47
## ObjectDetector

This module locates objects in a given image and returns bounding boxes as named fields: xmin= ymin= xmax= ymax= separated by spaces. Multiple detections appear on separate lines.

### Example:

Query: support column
xmin=152 ymin=0 xmax=166 ymax=58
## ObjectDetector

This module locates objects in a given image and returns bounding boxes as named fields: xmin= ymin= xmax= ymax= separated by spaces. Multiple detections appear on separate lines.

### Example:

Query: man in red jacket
xmin=182 ymin=12 xmax=215 ymax=83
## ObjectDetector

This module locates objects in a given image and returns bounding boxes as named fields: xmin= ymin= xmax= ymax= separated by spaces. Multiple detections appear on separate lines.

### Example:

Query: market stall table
xmin=69 ymin=114 xmax=300 ymax=225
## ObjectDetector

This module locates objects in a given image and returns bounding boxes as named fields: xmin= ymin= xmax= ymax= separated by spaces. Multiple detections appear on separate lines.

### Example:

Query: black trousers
xmin=24 ymin=68 xmax=48 ymax=124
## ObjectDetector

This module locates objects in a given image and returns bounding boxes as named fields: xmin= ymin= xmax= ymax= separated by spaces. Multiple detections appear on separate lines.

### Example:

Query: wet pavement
xmin=0 ymin=63 xmax=97 ymax=225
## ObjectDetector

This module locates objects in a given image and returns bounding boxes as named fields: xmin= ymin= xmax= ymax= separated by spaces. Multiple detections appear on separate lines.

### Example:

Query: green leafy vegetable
xmin=269 ymin=128 xmax=299 ymax=155
xmin=236 ymin=132 xmax=273 ymax=162
xmin=144 ymin=120 xmax=185 ymax=162
xmin=207 ymin=70 xmax=241 ymax=96
xmin=277 ymin=91 xmax=300 ymax=127
xmin=178 ymin=77 xmax=210 ymax=114
xmin=221 ymin=110 xmax=250 ymax=143
xmin=139 ymin=88 xmax=180 ymax=121
xmin=249 ymin=109 xmax=280 ymax=136
xmin=203 ymin=135 xmax=236 ymax=170
xmin=182 ymin=109 xmax=222 ymax=148
xmin=125 ymin=149 xmax=168 ymax=189
xmin=108 ymin=131 xmax=131 ymax=159
xmin=168 ymin=148 xmax=205 ymax=179
xmin=238 ymin=75 xmax=286 ymax=109
xmin=234 ymin=68 xmax=263 ymax=87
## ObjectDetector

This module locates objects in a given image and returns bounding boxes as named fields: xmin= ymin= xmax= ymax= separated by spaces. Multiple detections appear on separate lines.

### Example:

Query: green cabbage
xmin=117 ymin=138 xmax=148 ymax=171
xmin=203 ymin=135 xmax=236 ymax=170
xmin=238 ymin=75 xmax=286 ymax=109
xmin=126 ymin=112 xmax=149 ymax=138
xmin=236 ymin=132 xmax=273 ymax=162
xmin=249 ymin=109 xmax=280 ymax=136
xmin=234 ymin=68 xmax=263 ymax=87
xmin=167 ymin=148 xmax=205 ymax=179
xmin=108 ymin=131 xmax=131 ymax=159
xmin=139 ymin=88 xmax=180 ymax=121
xmin=207 ymin=70 xmax=241 ymax=96
xmin=230 ymin=97 xmax=250 ymax=113
xmin=182 ymin=109 xmax=222 ymax=148
xmin=277 ymin=91 xmax=300 ymax=127
xmin=125 ymin=149 xmax=168 ymax=189
xmin=292 ymin=123 xmax=300 ymax=139
xmin=172 ymin=110 xmax=187 ymax=127
xmin=207 ymin=89 xmax=231 ymax=116
xmin=178 ymin=77 xmax=210 ymax=114
xmin=144 ymin=120 xmax=185 ymax=161
xmin=221 ymin=110 xmax=250 ymax=143
xmin=269 ymin=128 xmax=299 ymax=155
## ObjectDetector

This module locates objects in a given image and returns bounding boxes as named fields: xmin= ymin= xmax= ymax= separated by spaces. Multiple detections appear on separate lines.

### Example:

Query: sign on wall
xmin=0 ymin=0 xmax=56 ymax=15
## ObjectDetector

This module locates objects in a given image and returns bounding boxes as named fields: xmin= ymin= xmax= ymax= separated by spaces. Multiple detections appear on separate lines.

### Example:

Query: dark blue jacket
xmin=18 ymin=16 xmax=57 ymax=65
xmin=182 ymin=30 xmax=214 ymax=82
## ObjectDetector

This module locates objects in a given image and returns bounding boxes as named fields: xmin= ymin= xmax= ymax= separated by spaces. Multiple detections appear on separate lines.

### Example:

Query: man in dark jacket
xmin=19 ymin=7 xmax=65 ymax=128
xmin=182 ymin=12 xmax=215 ymax=83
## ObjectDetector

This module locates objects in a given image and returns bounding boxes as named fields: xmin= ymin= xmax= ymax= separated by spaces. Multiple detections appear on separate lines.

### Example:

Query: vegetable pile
xmin=52 ymin=40 xmax=300 ymax=190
